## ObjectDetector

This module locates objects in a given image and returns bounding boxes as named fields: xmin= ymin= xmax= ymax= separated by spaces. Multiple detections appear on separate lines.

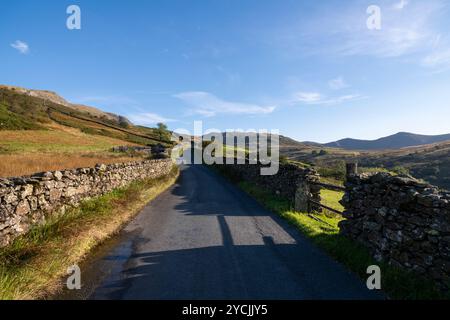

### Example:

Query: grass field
xmin=0 ymin=153 xmax=140 ymax=178
xmin=0 ymin=127 xmax=143 ymax=177
xmin=0 ymin=166 xmax=179 ymax=300
xmin=0 ymin=126 xmax=137 ymax=154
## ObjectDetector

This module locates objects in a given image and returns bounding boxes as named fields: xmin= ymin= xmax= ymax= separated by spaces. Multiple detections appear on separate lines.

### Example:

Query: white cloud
xmin=393 ymin=0 xmax=409 ymax=10
xmin=292 ymin=92 xmax=365 ymax=105
xmin=328 ymin=77 xmax=349 ymax=90
xmin=293 ymin=92 xmax=322 ymax=103
xmin=174 ymin=91 xmax=276 ymax=117
xmin=127 ymin=113 xmax=175 ymax=126
xmin=11 ymin=40 xmax=29 ymax=54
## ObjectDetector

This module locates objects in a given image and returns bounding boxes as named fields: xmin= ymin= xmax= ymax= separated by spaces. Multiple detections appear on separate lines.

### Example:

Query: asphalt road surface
xmin=62 ymin=165 xmax=382 ymax=300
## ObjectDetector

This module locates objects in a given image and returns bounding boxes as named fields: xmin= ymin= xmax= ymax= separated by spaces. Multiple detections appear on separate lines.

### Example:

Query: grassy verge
xmin=0 ymin=166 xmax=179 ymax=300
xmin=212 ymin=166 xmax=447 ymax=299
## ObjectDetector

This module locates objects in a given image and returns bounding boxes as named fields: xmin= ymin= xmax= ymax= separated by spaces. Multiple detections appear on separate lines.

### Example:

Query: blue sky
xmin=1 ymin=0 xmax=450 ymax=143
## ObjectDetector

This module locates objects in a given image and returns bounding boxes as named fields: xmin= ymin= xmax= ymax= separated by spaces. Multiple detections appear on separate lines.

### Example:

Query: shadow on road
xmin=57 ymin=165 xmax=382 ymax=300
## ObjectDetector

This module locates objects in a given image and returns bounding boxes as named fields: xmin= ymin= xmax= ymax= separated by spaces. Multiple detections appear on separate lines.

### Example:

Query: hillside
xmin=0 ymin=85 xmax=132 ymax=127
xmin=280 ymin=135 xmax=450 ymax=190
xmin=0 ymin=85 xmax=171 ymax=146
xmin=200 ymin=130 xmax=450 ymax=190
xmin=205 ymin=132 xmax=312 ymax=149
xmin=0 ymin=85 xmax=173 ymax=178
xmin=324 ymin=132 xmax=450 ymax=150
xmin=357 ymin=141 xmax=450 ymax=190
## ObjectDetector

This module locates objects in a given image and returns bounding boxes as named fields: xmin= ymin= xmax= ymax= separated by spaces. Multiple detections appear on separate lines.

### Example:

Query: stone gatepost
xmin=295 ymin=180 xmax=311 ymax=212
xmin=294 ymin=169 xmax=322 ymax=213
xmin=346 ymin=162 xmax=358 ymax=179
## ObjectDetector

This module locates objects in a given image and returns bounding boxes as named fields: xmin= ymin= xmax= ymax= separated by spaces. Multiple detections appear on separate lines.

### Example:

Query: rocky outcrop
xmin=340 ymin=172 xmax=450 ymax=289
xmin=0 ymin=159 xmax=174 ymax=247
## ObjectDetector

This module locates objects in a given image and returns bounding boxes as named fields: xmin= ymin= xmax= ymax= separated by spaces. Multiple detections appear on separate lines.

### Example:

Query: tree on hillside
xmin=118 ymin=116 xmax=130 ymax=128
xmin=156 ymin=122 xmax=170 ymax=141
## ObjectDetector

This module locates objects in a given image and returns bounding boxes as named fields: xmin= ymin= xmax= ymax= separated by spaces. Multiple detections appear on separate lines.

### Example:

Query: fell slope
xmin=0 ymin=85 xmax=172 ymax=178
xmin=0 ymin=85 xmax=131 ymax=126
xmin=0 ymin=86 xmax=170 ymax=146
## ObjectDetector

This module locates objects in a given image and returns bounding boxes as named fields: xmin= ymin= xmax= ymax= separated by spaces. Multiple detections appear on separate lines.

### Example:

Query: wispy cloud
xmin=328 ymin=77 xmax=349 ymax=90
xmin=421 ymin=33 xmax=450 ymax=71
xmin=422 ymin=49 xmax=450 ymax=70
xmin=292 ymin=92 xmax=365 ymax=106
xmin=293 ymin=92 xmax=322 ymax=103
xmin=11 ymin=40 xmax=29 ymax=54
xmin=330 ymin=1 xmax=443 ymax=58
xmin=272 ymin=0 xmax=449 ymax=63
xmin=127 ymin=113 xmax=175 ymax=125
xmin=174 ymin=91 xmax=276 ymax=117
xmin=393 ymin=0 xmax=409 ymax=10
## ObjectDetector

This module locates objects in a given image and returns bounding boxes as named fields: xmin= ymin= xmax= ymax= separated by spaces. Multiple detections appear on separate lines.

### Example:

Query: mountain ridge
xmin=322 ymin=132 xmax=450 ymax=150
xmin=201 ymin=131 xmax=450 ymax=151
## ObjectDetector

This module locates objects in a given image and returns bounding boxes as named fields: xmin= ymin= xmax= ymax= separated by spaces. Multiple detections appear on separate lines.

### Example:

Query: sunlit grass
xmin=0 ymin=129 xmax=136 ymax=154
xmin=320 ymin=189 xmax=344 ymax=212
xmin=0 ymin=153 xmax=143 ymax=178
xmin=0 ymin=127 xmax=146 ymax=177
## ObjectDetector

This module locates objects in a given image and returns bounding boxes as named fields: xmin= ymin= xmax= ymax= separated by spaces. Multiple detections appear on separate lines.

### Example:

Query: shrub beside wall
xmin=0 ymin=159 xmax=174 ymax=247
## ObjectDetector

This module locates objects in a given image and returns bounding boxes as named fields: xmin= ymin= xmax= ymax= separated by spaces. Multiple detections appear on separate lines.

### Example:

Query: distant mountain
xmin=278 ymin=135 xmax=312 ymax=147
xmin=202 ymin=132 xmax=311 ymax=149
xmin=324 ymin=132 xmax=450 ymax=150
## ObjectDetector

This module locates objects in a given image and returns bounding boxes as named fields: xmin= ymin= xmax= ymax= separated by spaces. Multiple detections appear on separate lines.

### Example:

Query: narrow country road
xmin=62 ymin=165 xmax=382 ymax=300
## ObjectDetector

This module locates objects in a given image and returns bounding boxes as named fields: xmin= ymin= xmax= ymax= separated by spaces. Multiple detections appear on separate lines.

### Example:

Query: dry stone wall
xmin=340 ymin=172 xmax=450 ymax=289
xmin=0 ymin=159 xmax=174 ymax=247
xmin=216 ymin=161 xmax=321 ymax=211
